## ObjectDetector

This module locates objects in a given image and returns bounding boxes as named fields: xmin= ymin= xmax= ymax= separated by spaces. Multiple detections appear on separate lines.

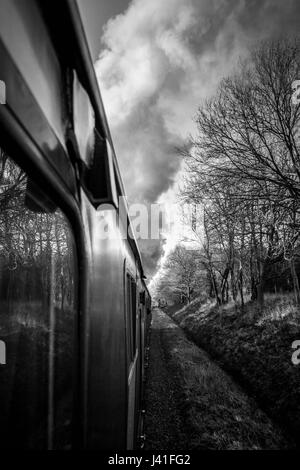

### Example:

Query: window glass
xmin=126 ymin=274 xmax=132 ymax=362
xmin=131 ymin=279 xmax=136 ymax=354
xmin=126 ymin=274 xmax=137 ymax=364
xmin=0 ymin=149 xmax=77 ymax=449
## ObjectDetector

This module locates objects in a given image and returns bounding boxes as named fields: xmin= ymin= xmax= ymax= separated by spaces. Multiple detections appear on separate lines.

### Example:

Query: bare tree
xmin=180 ymin=38 xmax=300 ymax=307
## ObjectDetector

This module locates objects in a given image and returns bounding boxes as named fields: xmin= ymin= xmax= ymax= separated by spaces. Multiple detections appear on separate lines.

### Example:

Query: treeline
xmin=156 ymin=39 xmax=300 ymax=308
xmin=180 ymin=38 xmax=300 ymax=307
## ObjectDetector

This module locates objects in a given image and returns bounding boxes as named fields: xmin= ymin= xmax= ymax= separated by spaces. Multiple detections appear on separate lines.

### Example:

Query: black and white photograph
xmin=1 ymin=0 xmax=300 ymax=457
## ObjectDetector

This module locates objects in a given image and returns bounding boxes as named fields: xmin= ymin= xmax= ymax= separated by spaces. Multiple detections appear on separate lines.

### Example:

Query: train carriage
xmin=0 ymin=0 xmax=151 ymax=450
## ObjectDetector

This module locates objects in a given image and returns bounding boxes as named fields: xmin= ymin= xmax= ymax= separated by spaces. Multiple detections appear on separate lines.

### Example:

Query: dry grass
xmin=156 ymin=309 xmax=292 ymax=449
xmin=168 ymin=293 xmax=300 ymax=446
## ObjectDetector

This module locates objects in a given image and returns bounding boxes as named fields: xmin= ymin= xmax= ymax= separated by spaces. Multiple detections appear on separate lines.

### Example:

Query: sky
xmin=78 ymin=0 xmax=300 ymax=281
xmin=77 ymin=0 xmax=130 ymax=60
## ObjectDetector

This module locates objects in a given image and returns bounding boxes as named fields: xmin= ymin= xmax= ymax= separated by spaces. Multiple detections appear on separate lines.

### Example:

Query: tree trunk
xmin=249 ymin=254 xmax=257 ymax=300
xmin=290 ymin=257 xmax=300 ymax=304
xmin=256 ymin=260 xmax=265 ymax=309
xmin=221 ymin=266 xmax=229 ymax=304
xmin=230 ymin=267 xmax=237 ymax=302
xmin=238 ymin=260 xmax=244 ymax=308
xmin=211 ymin=268 xmax=221 ymax=305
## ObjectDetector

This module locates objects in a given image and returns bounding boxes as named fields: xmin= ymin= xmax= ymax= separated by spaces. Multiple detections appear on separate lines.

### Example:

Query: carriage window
xmin=126 ymin=274 xmax=132 ymax=362
xmin=131 ymin=279 xmax=137 ymax=355
xmin=126 ymin=274 xmax=137 ymax=363
xmin=0 ymin=149 xmax=77 ymax=449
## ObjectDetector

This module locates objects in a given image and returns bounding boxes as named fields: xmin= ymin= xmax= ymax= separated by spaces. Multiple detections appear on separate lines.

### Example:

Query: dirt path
xmin=144 ymin=308 xmax=293 ymax=450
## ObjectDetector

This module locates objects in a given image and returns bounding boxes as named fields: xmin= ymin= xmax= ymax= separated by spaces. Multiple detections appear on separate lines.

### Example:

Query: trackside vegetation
xmin=168 ymin=294 xmax=300 ymax=444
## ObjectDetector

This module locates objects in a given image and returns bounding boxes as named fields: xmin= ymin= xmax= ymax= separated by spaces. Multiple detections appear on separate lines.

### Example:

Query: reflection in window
xmin=0 ymin=149 xmax=77 ymax=449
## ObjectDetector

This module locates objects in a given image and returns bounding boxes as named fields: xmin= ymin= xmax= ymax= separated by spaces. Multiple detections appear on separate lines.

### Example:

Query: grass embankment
xmin=167 ymin=293 xmax=300 ymax=444
xmin=148 ymin=309 xmax=291 ymax=449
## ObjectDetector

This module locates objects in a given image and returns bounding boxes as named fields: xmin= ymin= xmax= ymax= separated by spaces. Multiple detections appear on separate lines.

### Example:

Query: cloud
xmin=95 ymin=0 xmax=300 ymax=277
